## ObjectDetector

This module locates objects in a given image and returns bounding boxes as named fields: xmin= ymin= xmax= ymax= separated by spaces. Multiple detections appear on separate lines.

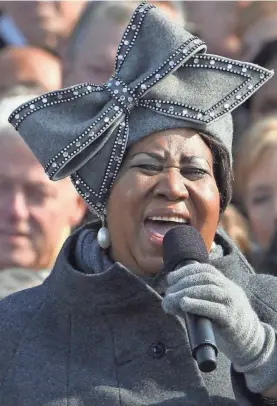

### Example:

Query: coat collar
xmin=44 ymin=224 xmax=254 ymax=313
xmin=44 ymin=223 xmax=162 ymax=313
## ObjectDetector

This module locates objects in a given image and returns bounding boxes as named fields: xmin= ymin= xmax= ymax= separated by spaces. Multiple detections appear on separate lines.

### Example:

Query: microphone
xmin=163 ymin=225 xmax=218 ymax=373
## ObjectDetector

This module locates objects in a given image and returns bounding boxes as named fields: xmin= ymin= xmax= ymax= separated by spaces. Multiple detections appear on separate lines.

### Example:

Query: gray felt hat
xmin=8 ymin=2 xmax=273 ymax=217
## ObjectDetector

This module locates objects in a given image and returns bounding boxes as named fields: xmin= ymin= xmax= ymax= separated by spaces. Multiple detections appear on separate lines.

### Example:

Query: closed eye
xmin=181 ymin=167 xmax=208 ymax=180
xmin=133 ymin=165 xmax=209 ymax=178
xmin=133 ymin=164 xmax=162 ymax=172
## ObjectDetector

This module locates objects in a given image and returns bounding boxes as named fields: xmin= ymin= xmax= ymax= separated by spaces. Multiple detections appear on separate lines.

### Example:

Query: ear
xmin=68 ymin=195 xmax=88 ymax=228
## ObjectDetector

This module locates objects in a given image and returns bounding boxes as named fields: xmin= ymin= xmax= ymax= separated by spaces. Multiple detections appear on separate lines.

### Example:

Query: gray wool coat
xmin=0 ymin=224 xmax=277 ymax=406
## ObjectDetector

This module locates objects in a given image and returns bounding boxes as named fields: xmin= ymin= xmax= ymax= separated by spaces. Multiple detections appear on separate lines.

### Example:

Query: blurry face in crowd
xmin=251 ymin=58 xmax=277 ymax=119
xmin=0 ymin=47 xmax=61 ymax=93
xmin=107 ymin=129 xmax=220 ymax=276
xmin=0 ymin=135 xmax=86 ymax=271
xmin=2 ymin=1 xmax=87 ymax=53
xmin=63 ymin=15 xmax=127 ymax=86
xmin=245 ymin=146 xmax=277 ymax=250
xmin=63 ymin=3 xmax=182 ymax=87
xmin=184 ymin=1 xmax=240 ymax=58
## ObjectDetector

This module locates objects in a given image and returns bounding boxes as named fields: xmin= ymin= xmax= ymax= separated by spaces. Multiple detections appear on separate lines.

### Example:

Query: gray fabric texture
xmin=8 ymin=2 xmax=273 ymax=217
xmin=162 ymin=263 xmax=277 ymax=393
xmin=0 ymin=223 xmax=277 ymax=405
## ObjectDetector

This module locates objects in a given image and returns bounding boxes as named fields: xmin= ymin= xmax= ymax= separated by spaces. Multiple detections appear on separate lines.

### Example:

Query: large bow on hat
xmin=9 ymin=2 xmax=273 ymax=217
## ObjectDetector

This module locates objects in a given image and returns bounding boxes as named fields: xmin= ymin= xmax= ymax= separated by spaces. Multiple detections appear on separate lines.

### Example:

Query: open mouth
xmin=144 ymin=216 xmax=190 ymax=244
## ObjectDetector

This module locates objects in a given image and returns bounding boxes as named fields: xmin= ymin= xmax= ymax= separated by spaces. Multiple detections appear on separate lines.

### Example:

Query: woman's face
xmin=107 ymin=128 xmax=220 ymax=276
xmin=245 ymin=147 xmax=277 ymax=250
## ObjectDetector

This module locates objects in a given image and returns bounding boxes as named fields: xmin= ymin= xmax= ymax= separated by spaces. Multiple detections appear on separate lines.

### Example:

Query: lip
xmin=0 ymin=230 xmax=29 ymax=238
xmin=143 ymin=207 xmax=191 ymax=247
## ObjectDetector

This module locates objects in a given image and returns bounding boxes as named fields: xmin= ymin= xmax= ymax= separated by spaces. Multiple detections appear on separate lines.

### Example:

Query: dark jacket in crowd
xmin=0 ymin=224 xmax=277 ymax=405
xmin=252 ymin=229 xmax=277 ymax=277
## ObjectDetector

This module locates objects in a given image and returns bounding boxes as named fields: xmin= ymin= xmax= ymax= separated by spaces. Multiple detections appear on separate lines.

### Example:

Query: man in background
xmin=0 ymin=91 xmax=87 ymax=298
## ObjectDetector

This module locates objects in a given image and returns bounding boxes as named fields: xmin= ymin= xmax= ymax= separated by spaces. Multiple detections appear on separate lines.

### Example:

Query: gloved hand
xmin=162 ymin=263 xmax=277 ymax=393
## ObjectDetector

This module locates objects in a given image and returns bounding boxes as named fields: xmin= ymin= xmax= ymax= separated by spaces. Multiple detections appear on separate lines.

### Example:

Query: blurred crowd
xmin=0 ymin=0 xmax=277 ymax=299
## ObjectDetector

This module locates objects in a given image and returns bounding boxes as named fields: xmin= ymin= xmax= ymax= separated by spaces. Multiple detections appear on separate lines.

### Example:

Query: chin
xmin=8 ymin=252 xmax=37 ymax=270
xmin=137 ymin=257 xmax=164 ymax=277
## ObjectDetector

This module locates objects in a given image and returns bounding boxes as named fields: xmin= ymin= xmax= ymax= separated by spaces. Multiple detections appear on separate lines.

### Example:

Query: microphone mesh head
xmin=163 ymin=225 xmax=208 ymax=270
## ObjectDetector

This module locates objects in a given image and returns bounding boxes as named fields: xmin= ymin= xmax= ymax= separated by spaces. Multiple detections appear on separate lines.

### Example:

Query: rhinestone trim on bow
xmin=9 ymin=83 xmax=103 ymax=130
xmin=71 ymin=119 xmax=129 ymax=214
xmin=115 ymin=2 xmax=154 ymax=73
xmin=104 ymin=77 xmax=138 ymax=113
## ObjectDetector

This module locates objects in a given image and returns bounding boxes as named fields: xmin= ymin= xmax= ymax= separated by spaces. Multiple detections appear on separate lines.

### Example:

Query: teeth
xmin=148 ymin=216 xmax=188 ymax=223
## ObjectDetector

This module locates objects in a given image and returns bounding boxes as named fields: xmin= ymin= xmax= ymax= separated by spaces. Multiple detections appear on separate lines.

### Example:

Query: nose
xmin=5 ymin=190 xmax=29 ymax=222
xmin=154 ymin=168 xmax=189 ymax=201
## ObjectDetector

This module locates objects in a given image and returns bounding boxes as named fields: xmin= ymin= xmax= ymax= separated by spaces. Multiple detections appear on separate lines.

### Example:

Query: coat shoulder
xmin=0 ymin=282 xmax=45 ymax=317
xmin=215 ymin=229 xmax=277 ymax=326
xmin=0 ymin=284 xmax=46 ymax=384
xmin=247 ymin=273 xmax=277 ymax=325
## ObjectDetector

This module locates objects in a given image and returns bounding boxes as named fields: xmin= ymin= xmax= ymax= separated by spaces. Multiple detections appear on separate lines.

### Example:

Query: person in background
xmin=236 ymin=2 xmax=277 ymax=62
xmin=184 ymin=1 xmax=241 ymax=59
xmin=0 ymin=92 xmax=87 ymax=298
xmin=0 ymin=46 xmax=61 ymax=93
xmin=234 ymin=116 xmax=277 ymax=275
xmin=63 ymin=1 xmax=188 ymax=86
xmin=246 ymin=40 xmax=277 ymax=121
xmin=231 ymin=39 xmax=277 ymax=152
xmin=0 ymin=1 xmax=87 ymax=56
xmin=220 ymin=203 xmax=251 ymax=259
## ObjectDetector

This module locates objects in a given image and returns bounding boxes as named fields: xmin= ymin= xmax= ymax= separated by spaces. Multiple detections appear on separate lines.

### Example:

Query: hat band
xmin=104 ymin=77 xmax=139 ymax=114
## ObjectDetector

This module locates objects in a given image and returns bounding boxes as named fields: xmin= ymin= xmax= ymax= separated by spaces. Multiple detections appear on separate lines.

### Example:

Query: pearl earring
xmin=97 ymin=218 xmax=110 ymax=249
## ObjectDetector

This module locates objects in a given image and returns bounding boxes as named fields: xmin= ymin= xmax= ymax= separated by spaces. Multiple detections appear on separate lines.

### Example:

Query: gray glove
xmin=162 ymin=263 xmax=277 ymax=393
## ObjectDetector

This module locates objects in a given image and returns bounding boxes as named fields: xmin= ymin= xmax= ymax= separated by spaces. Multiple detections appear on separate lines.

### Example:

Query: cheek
xmin=247 ymin=203 xmax=271 ymax=229
xmin=196 ymin=180 xmax=220 ymax=218
xmin=193 ymin=180 xmax=220 ymax=249
xmin=107 ymin=172 xmax=154 ymax=250
xmin=247 ymin=205 xmax=274 ymax=248
xmin=30 ymin=204 xmax=69 ymax=235
xmin=107 ymin=174 xmax=143 ymax=231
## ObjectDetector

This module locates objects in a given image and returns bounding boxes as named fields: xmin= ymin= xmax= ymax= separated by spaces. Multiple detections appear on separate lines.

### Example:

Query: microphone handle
xmin=179 ymin=261 xmax=218 ymax=373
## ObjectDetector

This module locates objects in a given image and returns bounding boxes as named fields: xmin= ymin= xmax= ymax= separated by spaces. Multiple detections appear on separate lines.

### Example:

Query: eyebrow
xmin=129 ymin=152 xmax=165 ymax=161
xmin=129 ymin=151 xmax=211 ymax=166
